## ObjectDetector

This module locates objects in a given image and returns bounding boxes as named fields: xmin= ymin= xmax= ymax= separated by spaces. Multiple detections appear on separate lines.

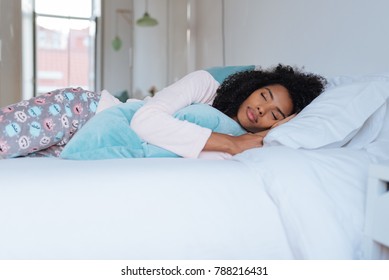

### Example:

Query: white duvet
xmin=234 ymin=146 xmax=370 ymax=259
xmin=0 ymin=145 xmax=371 ymax=260
xmin=0 ymin=157 xmax=294 ymax=259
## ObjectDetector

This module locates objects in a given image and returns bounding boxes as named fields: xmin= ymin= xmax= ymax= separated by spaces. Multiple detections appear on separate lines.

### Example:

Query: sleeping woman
xmin=0 ymin=64 xmax=326 ymax=159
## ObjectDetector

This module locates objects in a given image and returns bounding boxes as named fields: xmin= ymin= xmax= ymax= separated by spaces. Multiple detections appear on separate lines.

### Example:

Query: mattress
xmin=0 ymin=145 xmax=371 ymax=260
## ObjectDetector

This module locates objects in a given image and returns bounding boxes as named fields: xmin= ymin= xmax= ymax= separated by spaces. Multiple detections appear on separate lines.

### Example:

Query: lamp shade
xmin=136 ymin=12 xmax=158 ymax=27
xmin=112 ymin=36 xmax=122 ymax=51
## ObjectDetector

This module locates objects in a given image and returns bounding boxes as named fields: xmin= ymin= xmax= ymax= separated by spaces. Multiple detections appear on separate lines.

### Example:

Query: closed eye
xmin=261 ymin=93 xmax=267 ymax=101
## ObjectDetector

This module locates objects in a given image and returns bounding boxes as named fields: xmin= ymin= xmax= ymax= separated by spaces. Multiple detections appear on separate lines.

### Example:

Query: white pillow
xmin=264 ymin=80 xmax=389 ymax=149
xmin=365 ymin=102 xmax=389 ymax=162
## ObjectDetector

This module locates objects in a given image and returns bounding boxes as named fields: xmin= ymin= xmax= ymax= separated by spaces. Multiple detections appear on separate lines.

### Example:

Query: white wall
xmin=132 ymin=0 xmax=168 ymax=99
xmin=132 ymin=0 xmax=224 ymax=98
xmin=193 ymin=0 xmax=224 ymax=70
xmin=223 ymin=0 xmax=389 ymax=77
xmin=132 ymin=0 xmax=389 ymax=97
xmin=167 ymin=0 xmax=188 ymax=84
xmin=100 ymin=0 xmax=133 ymax=96
xmin=0 ymin=0 xmax=22 ymax=107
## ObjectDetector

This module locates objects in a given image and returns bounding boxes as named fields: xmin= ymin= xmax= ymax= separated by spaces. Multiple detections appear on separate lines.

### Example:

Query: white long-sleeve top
xmin=131 ymin=70 xmax=221 ymax=158
xmin=96 ymin=70 xmax=233 ymax=159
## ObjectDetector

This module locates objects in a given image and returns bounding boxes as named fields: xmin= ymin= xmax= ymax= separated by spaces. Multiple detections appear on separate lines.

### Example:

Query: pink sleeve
xmin=130 ymin=70 xmax=220 ymax=158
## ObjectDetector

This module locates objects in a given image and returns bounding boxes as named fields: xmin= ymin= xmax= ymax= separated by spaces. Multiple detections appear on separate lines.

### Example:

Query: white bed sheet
xmin=235 ymin=146 xmax=371 ymax=259
xmin=0 ymin=157 xmax=293 ymax=260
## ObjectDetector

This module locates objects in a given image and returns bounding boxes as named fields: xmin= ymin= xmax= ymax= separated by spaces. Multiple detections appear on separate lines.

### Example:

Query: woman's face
xmin=235 ymin=84 xmax=293 ymax=133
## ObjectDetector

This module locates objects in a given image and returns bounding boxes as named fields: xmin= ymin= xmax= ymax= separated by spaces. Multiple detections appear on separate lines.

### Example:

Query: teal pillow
xmin=60 ymin=102 xmax=246 ymax=160
xmin=115 ymin=90 xmax=129 ymax=103
xmin=206 ymin=65 xmax=255 ymax=83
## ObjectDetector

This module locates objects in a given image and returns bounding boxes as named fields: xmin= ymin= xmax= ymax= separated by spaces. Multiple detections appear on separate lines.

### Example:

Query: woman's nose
xmin=257 ymin=106 xmax=264 ymax=116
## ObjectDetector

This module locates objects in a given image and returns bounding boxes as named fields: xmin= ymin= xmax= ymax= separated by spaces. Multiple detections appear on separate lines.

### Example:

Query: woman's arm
xmin=131 ymin=70 xmax=220 ymax=158
xmin=202 ymin=113 xmax=297 ymax=155
xmin=203 ymin=132 xmax=264 ymax=155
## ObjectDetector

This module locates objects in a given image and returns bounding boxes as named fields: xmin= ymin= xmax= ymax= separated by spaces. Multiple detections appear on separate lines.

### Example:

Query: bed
xmin=0 ymin=74 xmax=388 ymax=260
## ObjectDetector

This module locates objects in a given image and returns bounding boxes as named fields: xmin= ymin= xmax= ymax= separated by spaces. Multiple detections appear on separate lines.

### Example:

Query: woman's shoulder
xmin=205 ymin=65 xmax=256 ymax=84
xmin=176 ymin=69 xmax=220 ymax=89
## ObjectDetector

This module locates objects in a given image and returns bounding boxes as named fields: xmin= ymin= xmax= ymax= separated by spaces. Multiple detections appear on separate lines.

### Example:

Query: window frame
xmin=32 ymin=0 xmax=99 ymax=96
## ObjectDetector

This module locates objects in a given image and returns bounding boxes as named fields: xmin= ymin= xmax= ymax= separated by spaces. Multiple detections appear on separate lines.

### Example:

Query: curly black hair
xmin=212 ymin=64 xmax=327 ymax=118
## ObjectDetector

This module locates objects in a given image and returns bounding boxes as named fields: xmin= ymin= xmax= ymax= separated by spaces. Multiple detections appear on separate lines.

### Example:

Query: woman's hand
xmin=254 ymin=114 xmax=296 ymax=138
xmin=271 ymin=113 xmax=296 ymax=129
xmin=229 ymin=133 xmax=265 ymax=154
xmin=203 ymin=132 xmax=264 ymax=155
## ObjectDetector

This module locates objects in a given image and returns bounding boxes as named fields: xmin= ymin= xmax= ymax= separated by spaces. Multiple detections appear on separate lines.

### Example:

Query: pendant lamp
xmin=111 ymin=9 xmax=131 ymax=51
xmin=112 ymin=14 xmax=122 ymax=51
xmin=136 ymin=0 xmax=158 ymax=27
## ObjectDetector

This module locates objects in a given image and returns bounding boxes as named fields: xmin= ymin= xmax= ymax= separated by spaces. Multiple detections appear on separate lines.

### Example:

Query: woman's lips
xmin=246 ymin=107 xmax=258 ymax=123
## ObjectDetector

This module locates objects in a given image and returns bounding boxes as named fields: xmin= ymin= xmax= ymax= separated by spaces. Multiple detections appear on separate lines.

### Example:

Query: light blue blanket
xmin=61 ymin=102 xmax=245 ymax=160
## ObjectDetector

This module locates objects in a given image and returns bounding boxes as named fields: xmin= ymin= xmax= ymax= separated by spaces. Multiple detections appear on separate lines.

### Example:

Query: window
xmin=34 ymin=0 xmax=99 ymax=95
